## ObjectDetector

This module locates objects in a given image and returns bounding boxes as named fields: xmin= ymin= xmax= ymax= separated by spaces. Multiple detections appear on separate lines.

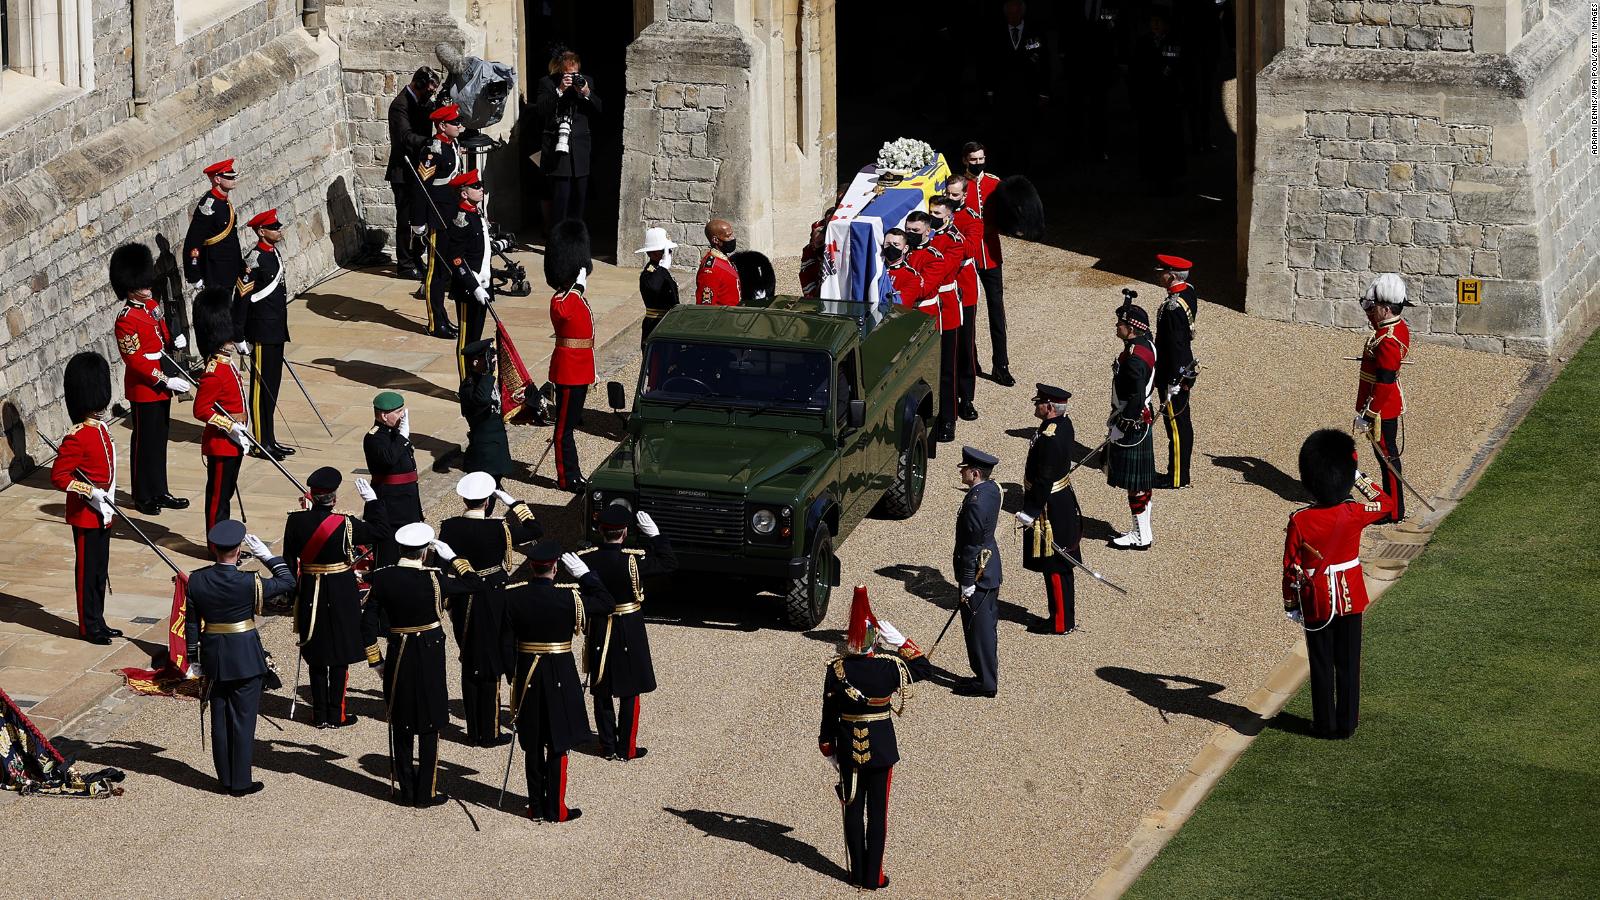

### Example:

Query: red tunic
xmin=114 ymin=299 xmax=173 ymax=404
xmin=549 ymin=287 xmax=596 ymax=386
xmin=1356 ymin=316 xmax=1409 ymax=419
xmin=927 ymin=228 xmax=966 ymax=331
xmin=695 ymin=250 xmax=741 ymax=306
xmin=906 ymin=244 xmax=952 ymax=322
xmin=887 ymin=261 xmax=930 ymax=314
xmin=50 ymin=418 xmax=117 ymax=529
xmin=1282 ymin=482 xmax=1396 ymax=623
xmin=193 ymin=353 xmax=246 ymax=458
xmin=952 ymin=207 xmax=982 ymax=308
xmin=962 ymin=172 xmax=1003 ymax=269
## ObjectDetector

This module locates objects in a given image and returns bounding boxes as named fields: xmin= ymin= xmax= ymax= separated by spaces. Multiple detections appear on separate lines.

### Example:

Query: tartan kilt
xmin=1106 ymin=425 xmax=1156 ymax=490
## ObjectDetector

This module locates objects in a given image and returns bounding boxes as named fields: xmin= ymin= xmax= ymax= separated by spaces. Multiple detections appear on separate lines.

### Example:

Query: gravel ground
xmin=0 ymin=237 xmax=1529 ymax=898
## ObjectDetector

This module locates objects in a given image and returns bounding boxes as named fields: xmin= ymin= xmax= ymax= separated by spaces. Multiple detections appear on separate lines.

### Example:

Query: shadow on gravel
xmin=1096 ymin=666 xmax=1265 ymax=735
xmin=1207 ymin=454 xmax=1306 ymax=504
xmin=664 ymin=807 xmax=848 ymax=881
xmin=54 ymin=738 xmax=216 ymax=792
xmin=308 ymin=357 xmax=456 ymax=402
xmin=875 ymin=563 xmax=1034 ymax=630
xmin=304 ymin=293 xmax=429 ymax=337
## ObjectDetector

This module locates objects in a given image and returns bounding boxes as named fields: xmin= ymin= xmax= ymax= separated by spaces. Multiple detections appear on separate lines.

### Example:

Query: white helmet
xmin=1362 ymin=273 xmax=1408 ymax=310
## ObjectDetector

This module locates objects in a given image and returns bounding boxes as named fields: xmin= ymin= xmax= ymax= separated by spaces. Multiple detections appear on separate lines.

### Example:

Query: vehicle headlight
xmin=609 ymin=496 xmax=634 ymax=512
xmin=751 ymin=509 xmax=777 ymax=534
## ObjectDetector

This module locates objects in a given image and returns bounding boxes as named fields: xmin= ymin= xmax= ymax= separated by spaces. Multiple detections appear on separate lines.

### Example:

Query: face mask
xmin=931 ymin=215 xmax=948 ymax=230
xmin=967 ymin=163 xmax=985 ymax=176
xmin=905 ymin=232 xmax=924 ymax=249
xmin=722 ymin=239 xmax=738 ymax=254
xmin=882 ymin=246 xmax=903 ymax=263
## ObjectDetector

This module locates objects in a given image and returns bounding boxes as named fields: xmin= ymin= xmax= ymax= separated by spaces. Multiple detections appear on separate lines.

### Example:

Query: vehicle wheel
xmin=879 ymin=418 xmax=928 ymax=519
xmin=785 ymin=524 xmax=833 ymax=629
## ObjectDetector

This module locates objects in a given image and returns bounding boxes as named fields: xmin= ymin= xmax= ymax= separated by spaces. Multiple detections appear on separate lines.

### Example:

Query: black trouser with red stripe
xmin=839 ymin=764 xmax=893 ymax=889
xmin=553 ymin=384 xmax=587 ymax=488
xmin=248 ymin=342 xmax=284 ymax=449
xmin=937 ymin=330 xmax=958 ymax=431
xmin=1043 ymin=564 xmax=1076 ymax=634
xmin=525 ymin=715 xmax=573 ymax=821
xmin=391 ymin=725 xmax=440 ymax=804
xmin=309 ymin=664 xmax=350 ymax=726
xmin=72 ymin=524 xmax=111 ymax=637
xmin=1377 ymin=416 xmax=1404 ymax=522
xmin=203 ymin=454 xmax=242 ymax=534
xmin=977 ymin=266 xmax=1009 ymax=372
xmin=461 ymin=674 xmax=500 ymax=743
xmin=1305 ymin=613 xmax=1362 ymax=737
xmin=957 ymin=308 xmax=978 ymax=404
xmin=129 ymin=399 xmax=171 ymax=506
xmin=594 ymin=692 xmax=641 ymax=758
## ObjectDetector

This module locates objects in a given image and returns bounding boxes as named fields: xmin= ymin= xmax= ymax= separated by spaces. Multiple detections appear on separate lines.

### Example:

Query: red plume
xmin=845 ymin=584 xmax=878 ymax=654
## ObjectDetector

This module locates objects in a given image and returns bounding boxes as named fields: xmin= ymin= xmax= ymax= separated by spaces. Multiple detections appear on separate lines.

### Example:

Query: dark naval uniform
xmin=638 ymin=261 xmax=679 ymax=347
xmin=446 ymin=198 xmax=494 ymax=381
xmin=954 ymin=457 xmax=1003 ymax=694
xmin=360 ymin=556 xmax=480 ymax=804
xmin=437 ymin=503 xmax=544 ymax=743
xmin=505 ymin=571 xmax=616 ymax=821
xmin=185 ymin=552 xmax=296 ymax=793
xmin=416 ymin=132 xmax=464 ymax=336
xmin=284 ymin=501 xmax=389 ymax=726
xmin=1021 ymin=410 xmax=1083 ymax=634
xmin=1155 ymin=280 xmax=1198 ymax=488
xmin=578 ymin=534 xmax=678 ymax=759
xmin=364 ymin=421 xmax=424 ymax=562
xmin=460 ymin=359 xmax=513 ymax=479
xmin=183 ymin=188 xmax=244 ymax=299
xmin=235 ymin=239 xmax=291 ymax=452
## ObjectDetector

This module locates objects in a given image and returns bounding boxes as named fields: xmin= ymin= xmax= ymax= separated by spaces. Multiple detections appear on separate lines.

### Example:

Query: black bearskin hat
xmin=988 ymin=175 xmax=1044 ymax=242
xmin=543 ymin=219 xmax=592 ymax=290
xmin=731 ymin=250 xmax=776 ymax=303
xmin=108 ymin=243 xmax=157 ymax=300
xmin=64 ymin=351 xmax=112 ymax=422
xmin=192 ymin=286 xmax=236 ymax=358
xmin=1298 ymin=428 xmax=1357 ymax=506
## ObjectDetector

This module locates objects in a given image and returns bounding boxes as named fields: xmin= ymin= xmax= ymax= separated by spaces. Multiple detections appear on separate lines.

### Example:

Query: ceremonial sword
xmin=1354 ymin=423 xmax=1437 ymax=513
xmin=281 ymin=360 xmax=335 ymax=438
xmin=210 ymin=403 xmax=309 ymax=495
xmin=1069 ymin=436 xmax=1113 ymax=474
xmin=164 ymin=346 xmax=305 ymax=452
xmin=1051 ymin=542 xmax=1130 ymax=595
xmin=927 ymin=548 xmax=991 ymax=661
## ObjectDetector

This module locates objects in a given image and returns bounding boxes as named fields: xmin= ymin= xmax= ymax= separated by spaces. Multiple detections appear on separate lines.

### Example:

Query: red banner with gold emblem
xmin=118 ymin=572 xmax=198 ymax=698
xmin=497 ymin=321 xmax=540 ymax=424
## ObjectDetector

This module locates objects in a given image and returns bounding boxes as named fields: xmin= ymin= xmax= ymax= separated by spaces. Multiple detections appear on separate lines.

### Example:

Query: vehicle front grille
xmin=637 ymin=488 xmax=745 ymax=547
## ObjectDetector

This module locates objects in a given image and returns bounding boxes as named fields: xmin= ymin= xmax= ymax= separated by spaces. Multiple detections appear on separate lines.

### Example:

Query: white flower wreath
xmin=875 ymin=137 xmax=936 ymax=172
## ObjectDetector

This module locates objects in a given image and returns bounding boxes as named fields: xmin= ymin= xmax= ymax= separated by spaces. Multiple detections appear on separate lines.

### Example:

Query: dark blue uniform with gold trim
xmin=578 ymin=533 xmax=677 ymax=759
xmin=1021 ymin=412 xmax=1083 ymax=633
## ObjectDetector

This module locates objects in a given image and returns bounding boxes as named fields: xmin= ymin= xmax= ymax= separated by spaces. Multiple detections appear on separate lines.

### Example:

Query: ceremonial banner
xmin=118 ymin=572 xmax=198 ymax=698
xmin=496 ymin=321 xmax=538 ymax=424
xmin=820 ymin=155 xmax=952 ymax=306
xmin=1 ymin=685 xmax=125 ymax=796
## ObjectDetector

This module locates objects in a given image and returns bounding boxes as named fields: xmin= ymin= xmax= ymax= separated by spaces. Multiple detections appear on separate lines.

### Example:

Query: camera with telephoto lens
xmin=554 ymin=115 xmax=574 ymax=155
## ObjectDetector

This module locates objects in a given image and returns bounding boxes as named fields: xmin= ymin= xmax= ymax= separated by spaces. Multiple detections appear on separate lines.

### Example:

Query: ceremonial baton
xmin=1050 ymin=542 xmax=1130 ymax=595
xmin=282 ymin=360 xmax=335 ymax=438
xmin=926 ymin=548 xmax=990 ymax=661
xmin=1364 ymin=433 xmax=1436 ymax=513
xmin=211 ymin=404 xmax=308 ymax=495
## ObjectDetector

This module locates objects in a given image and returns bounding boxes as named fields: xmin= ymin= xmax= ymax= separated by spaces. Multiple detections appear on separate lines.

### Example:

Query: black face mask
xmin=882 ymin=245 xmax=903 ymax=263
xmin=905 ymin=232 xmax=924 ymax=249
xmin=721 ymin=239 xmax=738 ymax=254
xmin=931 ymin=215 xmax=948 ymax=230
xmin=967 ymin=163 xmax=985 ymax=176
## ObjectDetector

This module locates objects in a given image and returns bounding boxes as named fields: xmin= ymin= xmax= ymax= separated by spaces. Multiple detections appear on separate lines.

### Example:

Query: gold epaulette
xmin=205 ymin=358 xmax=220 ymax=374
xmin=622 ymin=548 xmax=647 ymax=556
xmin=1042 ymin=422 xmax=1056 ymax=436
xmin=556 ymin=582 xmax=578 ymax=589
xmin=367 ymin=425 xmax=380 ymax=435
xmin=576 ymin=547 xmax=598 ymax=557
xmin=65 ymin=422 xmax=84 ymax=436
xmin=505 ymin=581 xmax=528 ymax=589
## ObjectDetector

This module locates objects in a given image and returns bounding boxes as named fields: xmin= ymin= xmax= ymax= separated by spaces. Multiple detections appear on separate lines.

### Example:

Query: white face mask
xmin=660 ymin=248 xmax=673 ymax=270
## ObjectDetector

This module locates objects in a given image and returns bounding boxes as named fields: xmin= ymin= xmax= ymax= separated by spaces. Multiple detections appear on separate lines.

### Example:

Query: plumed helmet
xmin=1362 ymin=273 xmax=1408 ymax=310
xmin=843 ymin=585 xmax=880 ymax=656
xmin=108 ymin=243 xmax=157 ymax=300
xmin=1298 ymin=428 xmax=1358 ymax=506
xmin=988 ymin=175 xmax=1045 ymax=242
xmin=730 ymin=250 xmax=776 ymax=302
xmin=192 ymin=286 xmax=236 ymax=358
xmin=63 ymin=351 xmax=112 ymax=422
xmin=543 ymin=219 xmax=592 ymax=290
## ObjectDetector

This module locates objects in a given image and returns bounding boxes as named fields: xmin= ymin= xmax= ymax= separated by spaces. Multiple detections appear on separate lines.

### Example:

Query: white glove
xmin=172 ymin=334 xmax=188 ymax=350
xmin=430 ymin=540 xmax=457 ymax=562
xmin=560 ymin=552 xmax=590 ymax=578
xmin=186 ymin=663 xmax=203 ymax=680
xmin=1353 ymin=414 xmax=1375 ymax=437
xmin=636 ymin=511 xmax=660 ymax=537
xmin=410 ymin=225 xmax=427 ymax=236
xmin=235 ymin=341 xmax=250 ymax=355
xmin=354 ymin=477 xmax=377 ymax=502
xmin=195 ymin=280 xmax=206 ymax=290
xmin=398 ymin=409 xmax=411 ymax=440
xmin=493 ymin=489 xmax=516 ymax=506
xmin=242 ymin=534 xmax=270 ymax=560
xmin=87 ymin=487 xmax=114 ymax=518
xmin=1286 ymin=608 xmax=1304 ymax=625
xmin=163 ymin=376 xmax=193 ymax=394
xmin=473 ymin=286 xmax=490 ymax=305
xmin=228 ymin=422 xmax=252 ymax=449
xmin=826 ymin=753 xmax=839 ymax=772
xmin=876 ymin=618 xmax=906 ymax=649
xmin=961 ymin=583 xmax=976 ymax=599
xmin=1014 ymin=511 xmax=1035 ymax=527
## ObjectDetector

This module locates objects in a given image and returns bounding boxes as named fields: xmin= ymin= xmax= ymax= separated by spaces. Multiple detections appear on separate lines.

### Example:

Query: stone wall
xmin=1305 ymin=1 xmax=1474 ymax=52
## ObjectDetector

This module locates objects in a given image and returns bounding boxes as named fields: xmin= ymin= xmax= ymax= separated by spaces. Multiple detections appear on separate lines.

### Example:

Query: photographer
xmin=535 ymin=50 xmax=602 ymax=226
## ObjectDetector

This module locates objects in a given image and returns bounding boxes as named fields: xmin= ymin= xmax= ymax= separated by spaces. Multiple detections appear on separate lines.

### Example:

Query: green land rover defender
xmin=585 ymin=296 xmax=940 ymax=628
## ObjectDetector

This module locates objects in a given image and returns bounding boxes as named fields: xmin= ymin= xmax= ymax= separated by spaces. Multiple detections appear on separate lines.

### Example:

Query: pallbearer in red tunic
xmin=881 ymin=229 xmax=930 ymax=314
xmin=695 ymin=219 xmax=741 ymax=306
xmin=1355 ymin=273 xmax=1412 ymax=523
xmin=906 ymin=211 xmax=962 ymax=443
xmin=1282 ymin=429 xmax=1395 ymax=738
xmin=191 ymin=286 xmax=252 ymax=534
xmin=546 ymin=219 xmax=596 ymax=493
xmin=111 ymin=242 xmax=191 ymax=516
xmin=51 ymin=352 xmax=120 ymax=644
xmin=940 ymin=183 xmax=983 ymax=419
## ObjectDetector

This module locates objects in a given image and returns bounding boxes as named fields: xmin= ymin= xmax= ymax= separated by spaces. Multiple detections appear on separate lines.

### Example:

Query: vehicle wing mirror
xmin=606 ymin=380 xmax=627 ymax=411
xmin=846 ymin=399 xmax=866 ymax=430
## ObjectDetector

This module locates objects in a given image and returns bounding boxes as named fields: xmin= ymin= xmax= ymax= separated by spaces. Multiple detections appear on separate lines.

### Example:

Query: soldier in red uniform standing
xmin=192 ymin=287 xmax=254 ymax=534
xmin=1355 ymin=273 xmax=1412 ymax=523
xmin=51 ymin=352 xmax=121 ymax=644
xmin=936 ymin=190 xmax=982 ymax=421
xmin=881 ymin=229 xmax=929 ymax=315
xmin=695 ymin=219 xmax=742 ymax=306
xmin=112 ymin=243 xmax=192 ymax=516
xmin=1282 ymin=429 xmax=1396 ymax=738
xmin=546 ymin=219 xmax=596 ymax=493
xmin=959 ymin=142 xmax=1014 ymax=387
xmin=908 ymin=210 xmax=963 ymax=442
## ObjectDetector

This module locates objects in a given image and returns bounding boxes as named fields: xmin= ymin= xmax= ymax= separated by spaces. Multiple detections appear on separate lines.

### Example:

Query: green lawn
xmin=1127 ymin=335 xmax=1600 ymax=899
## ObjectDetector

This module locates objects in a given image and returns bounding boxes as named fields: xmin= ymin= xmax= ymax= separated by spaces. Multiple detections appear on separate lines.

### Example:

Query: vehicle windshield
xmin=641 ymin=341 xmax=832 ymax=413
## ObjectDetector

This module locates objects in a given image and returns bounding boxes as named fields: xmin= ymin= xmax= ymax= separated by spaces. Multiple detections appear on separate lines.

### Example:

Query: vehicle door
xmin=834 ymin=349 xmax=872 ymax=536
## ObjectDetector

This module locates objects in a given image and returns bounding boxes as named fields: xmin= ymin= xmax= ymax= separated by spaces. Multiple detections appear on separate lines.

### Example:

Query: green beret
xmin=373 ymin=391 xmax=405 ymax=412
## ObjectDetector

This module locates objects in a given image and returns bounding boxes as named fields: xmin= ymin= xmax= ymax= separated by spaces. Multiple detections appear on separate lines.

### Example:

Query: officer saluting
xmin=635 ymin=227 xmax=680 ymax=347
xmin=546 ymin=220 xmax=597 ymax=493
xmin=578 ymin=505 xmax=677 ymax=761
xmin=111 ymin=242 xmax=191 ymax=516
xmin=503 ymin=539 xmax=616 ymax=823
xmin=695 ymin=219 xmax=741 ymax=306
xmin=1154 ymin=254 xmax=1199 ymax=489
xmin=438 ymin=472 xmax=544 ymax=746
xmin=284 ymin=467 xmax=391 ymax=728
xmin=184 ymin=520 xmax=296 ymax=796
xmin=365 ymin=391 xmax=423 ymax=565
xmin=183 ymin=159 xmax=244 ymax=304
xmin=51 ymin=352 xmax=120 ymax=644
xmin=234 ymin=209 xmax=296 ymax=462
xmin=1014 ymin=384 xmax=1084 ymax=634
xmin=818 ymin=585 xmax=931 ymax=891
xmin=953 ymin=446 xmax=1002 ymax=697
xmin=360 ymin=522 xmax=480 ymax=806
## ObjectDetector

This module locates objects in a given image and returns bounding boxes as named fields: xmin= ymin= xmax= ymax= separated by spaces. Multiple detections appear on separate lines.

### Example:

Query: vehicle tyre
xmin=879 ymin=417 xmax=929 ymax=519
xmin=784 ymin=524 xmax=833 ymax=629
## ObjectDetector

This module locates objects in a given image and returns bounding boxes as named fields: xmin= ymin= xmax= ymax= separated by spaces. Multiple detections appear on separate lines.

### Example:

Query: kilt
xmin=1106 ymin=425 xmax=1156 ymax=490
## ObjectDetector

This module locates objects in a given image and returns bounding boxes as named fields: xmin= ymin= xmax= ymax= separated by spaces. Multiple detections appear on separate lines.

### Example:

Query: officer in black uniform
xmin=459 ymin=338 xmax=513 ymax=482
xmin=415 ymin=104 xmax=465 ymax=338
xmin=953 ymin=446 xmax=1003 ymax=697
xmin=446 ymin=169 xmax=497 ymax=381
xmin=361 ymin=522 xmax=481 ymax=806
xmin=1154 ymin=254 xmax=1199 ymax=488
xmin=185 ymin=520 xmax=296 ymax=796
xmin=283 ymin=466 xmax=392 ymax=728
xmin=579 ymin=505 xmax=677 ymax=761
xmin=233 ymin=208 xmax=295 ymax=461
xmin=438 ymin=471 xmax=544 ymax=746
xmin=365 ymin=391 xmax=423 ymax=566
xmin=1014 ymin=384 xmax=1084 ymax=634
xmin=183 ymin=158 xmax=245 ymax=316
xmin=635 ymin=227 xmax=680 ymax=348
xmin=503 ymin=539 xmax=617 ymax=823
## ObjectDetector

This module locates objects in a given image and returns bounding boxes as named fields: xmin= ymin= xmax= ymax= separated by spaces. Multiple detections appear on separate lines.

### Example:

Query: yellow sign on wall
xmin=1457 ymin=278 xmax=1481 ymax=305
